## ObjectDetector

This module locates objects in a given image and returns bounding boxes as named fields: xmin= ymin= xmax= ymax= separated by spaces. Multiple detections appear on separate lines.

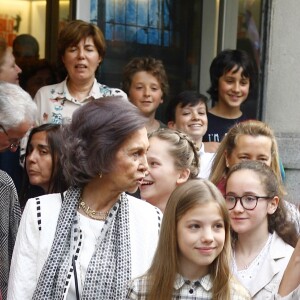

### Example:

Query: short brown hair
xmin=122 ymin=57 xmax=169 ymax=98
xmin=58 ymin=19 xmax=106 ymax=60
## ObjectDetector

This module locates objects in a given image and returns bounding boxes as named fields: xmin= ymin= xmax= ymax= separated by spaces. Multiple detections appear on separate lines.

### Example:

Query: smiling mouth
xmin=141 ymin=180 xmax=153 ymax=187
xmin=196 ymin=247 xmax=216 ymax=253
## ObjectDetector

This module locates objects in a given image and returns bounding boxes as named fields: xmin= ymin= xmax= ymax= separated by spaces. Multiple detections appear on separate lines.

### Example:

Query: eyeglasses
xmin=0 ymin=124 xmax=21 ymax=151
xmin=224 ymin=195 xmax=272 ymax=210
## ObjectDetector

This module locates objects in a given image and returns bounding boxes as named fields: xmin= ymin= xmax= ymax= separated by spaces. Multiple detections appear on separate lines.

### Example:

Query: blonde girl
xmin=209 ymin=119 xmax=300 ymax=233
xmin=140 ymin=129 xmax=199 ymax=212
xmin=127 ymin=179 xmax=250 ymax=299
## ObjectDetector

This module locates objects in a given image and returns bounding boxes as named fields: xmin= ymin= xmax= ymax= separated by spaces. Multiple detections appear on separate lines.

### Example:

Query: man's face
xmin=0 ymin=121 xmax=31 ymax=152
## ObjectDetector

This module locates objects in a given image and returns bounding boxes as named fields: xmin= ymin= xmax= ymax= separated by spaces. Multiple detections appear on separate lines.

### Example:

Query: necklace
xmin=79 ymin=199 xmax=109 ymax=221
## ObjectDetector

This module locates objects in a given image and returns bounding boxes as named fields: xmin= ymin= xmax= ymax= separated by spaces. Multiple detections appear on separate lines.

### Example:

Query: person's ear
xmin=267 ymin=196 xmax=279 ymax=215
xmin=167 ymin=121 xmax=176 ymax=129
xmin=176 ymin=168 xmax=190 ymax=185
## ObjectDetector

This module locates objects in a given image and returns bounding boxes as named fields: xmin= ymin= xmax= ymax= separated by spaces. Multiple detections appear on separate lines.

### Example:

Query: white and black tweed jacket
xmin=0 ymin=170 xmax=21 ymax=299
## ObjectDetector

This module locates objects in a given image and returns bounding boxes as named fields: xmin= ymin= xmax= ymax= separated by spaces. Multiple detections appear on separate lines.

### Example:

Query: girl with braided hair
xmin=224 ymin=160 xmax=298 ymax=299
xmin=139 ymin=128 xmax=199 ymax=212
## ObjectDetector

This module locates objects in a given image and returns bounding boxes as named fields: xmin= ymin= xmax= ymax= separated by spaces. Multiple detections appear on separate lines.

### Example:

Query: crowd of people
xmin=0 ymin=19 xmax=300 ymax=300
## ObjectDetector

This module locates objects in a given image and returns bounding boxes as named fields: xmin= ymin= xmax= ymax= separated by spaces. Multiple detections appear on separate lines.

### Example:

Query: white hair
xmin=0 ymin=81 xmax=37 ymax=129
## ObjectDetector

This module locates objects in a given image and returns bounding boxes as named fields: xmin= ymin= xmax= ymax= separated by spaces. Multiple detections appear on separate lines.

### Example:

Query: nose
xmin=191 ymin=111 xmax=200 ymax=120
xmin=232 ymin=198 xmax=244 ymax=213
xmin=27 ymin=150 xmax=37 ymax=163
xmin=15 ymin=64 xmax=22 ymax=74
xmin=139 ymin=154 xmax=149 ymax=173
xmin=232 ymin=82 xmax=241 ymax=93
xmin=77 ymin=47 xmax=85 ymax=59
xmin=201 ymin=227 xmax=214 ymax=243
xmin=144 ymin=86 xmax=151 ymax=97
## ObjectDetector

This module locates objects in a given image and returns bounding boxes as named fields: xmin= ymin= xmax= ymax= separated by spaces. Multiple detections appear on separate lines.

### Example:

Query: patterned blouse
xmin=126 ymin=273 xmax=251 ymax=299
xmin=33 ymin=78 xmax=127 ymax=124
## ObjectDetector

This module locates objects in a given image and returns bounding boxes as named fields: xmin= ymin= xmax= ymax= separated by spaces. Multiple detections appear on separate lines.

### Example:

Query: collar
xmin=199 ymin=142 xmax=205 ymax=155
xmin=269 ymin=231 xmax=293 ymax=260
xmin=173 ymin=273 xmax=212 ymax=292
xmin=61 ymin=77 xmax=100 ymax=103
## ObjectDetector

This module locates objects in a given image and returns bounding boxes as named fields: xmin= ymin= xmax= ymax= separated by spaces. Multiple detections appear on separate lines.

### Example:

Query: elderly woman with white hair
xmin=0 ymin=81 xmax=37 ymax=299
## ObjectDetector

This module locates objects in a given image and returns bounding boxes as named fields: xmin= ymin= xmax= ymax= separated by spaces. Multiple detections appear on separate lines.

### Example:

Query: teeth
xmin=142 ymin=181 xmax=153 ymax=186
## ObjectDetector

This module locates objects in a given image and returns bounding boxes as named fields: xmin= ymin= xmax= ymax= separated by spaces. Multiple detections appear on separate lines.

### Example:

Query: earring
xmin=98 ymin=171 xmax=102 ymax=179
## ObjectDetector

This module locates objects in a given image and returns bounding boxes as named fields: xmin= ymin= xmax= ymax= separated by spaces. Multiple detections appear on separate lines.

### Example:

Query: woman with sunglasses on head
xmin=225 ymin=160 xmax=298 ymax=299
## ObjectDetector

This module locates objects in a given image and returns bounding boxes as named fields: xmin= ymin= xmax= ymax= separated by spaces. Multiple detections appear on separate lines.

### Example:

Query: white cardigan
xmin=7 ymin=193 xmax=162 ymax=300
xmin=241 ymin=232 xmax=294 ymax=299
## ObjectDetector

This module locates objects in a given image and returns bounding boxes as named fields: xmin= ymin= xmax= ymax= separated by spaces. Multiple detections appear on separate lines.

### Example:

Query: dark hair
xmin=61 ymin=96 xmax=147 ymax=187
xmin=122 ymin=56 xmax=169 ymax=98
xmin=19 ymin=59 xmax=56 ymax=97
xmin=20 ymin=124 xmax=68 ymax=208
xmin=12 ymin=34 xmax=39 ymax=58
xmin=226 ymin=160 xmax=298 ymax=248
xmin=166 ymin=90 xmax=208 ymax=123
xmin=207 ymin=49 xmax=257 ymax=103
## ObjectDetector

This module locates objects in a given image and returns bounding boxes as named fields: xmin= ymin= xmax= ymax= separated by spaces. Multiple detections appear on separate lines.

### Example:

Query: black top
xmin=203 ymin=112 xmax=248 ymax=142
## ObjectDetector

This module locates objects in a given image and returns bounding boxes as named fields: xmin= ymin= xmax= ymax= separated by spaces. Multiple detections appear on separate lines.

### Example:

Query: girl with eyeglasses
xmin=210 ymin=119 xmax=300 ymax=234
xmin=225 ymin=160 xmax=298 ymax=299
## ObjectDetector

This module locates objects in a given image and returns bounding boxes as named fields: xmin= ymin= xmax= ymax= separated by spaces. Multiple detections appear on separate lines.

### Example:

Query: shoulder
xmin=34 ymin=81 xmax=66 ymax=100
xmin=0 ymin=170 xmax=14 ymax=187
xmin=284 ymin=200 xmax=300 ymax=234
xmin=230 ymin=276 xmax=251 ymax=299
xmin=270 ymin=232 xmax=294 ymax=258
xmin=127 ymin=194 xmax=162 ymax=218
xmin=36 ymin=81 xmax=64 ymax=93
xmin=126 ymin=276 xmax=149 ymax=299
xmin=31 ymin=192 xmax=62 ymax=206
xmin=24 ymin=193 xmax=62 ymax=221
xmin=96 ymin=83 xmax=128 ymax=98
xmin=0 ymin=171 xmax=18 ymax=202
xmin=20 ymin=193 xmax=62 ymax=235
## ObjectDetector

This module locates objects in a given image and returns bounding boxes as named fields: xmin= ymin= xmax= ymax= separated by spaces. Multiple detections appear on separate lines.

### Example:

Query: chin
xmin=126 ymin=186 xmax=139 ymax=194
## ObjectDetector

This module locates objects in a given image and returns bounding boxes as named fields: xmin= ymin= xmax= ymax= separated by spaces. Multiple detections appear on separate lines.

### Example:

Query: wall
xmin=264 ymin=0 xmax=300 ymax=204
xmin=0 ymin=0 xmax=46 ymax=58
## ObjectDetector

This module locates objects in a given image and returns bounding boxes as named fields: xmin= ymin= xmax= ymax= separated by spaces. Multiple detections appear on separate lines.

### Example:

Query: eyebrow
xmin=187 ymin=218 xmax=224 ymax=223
